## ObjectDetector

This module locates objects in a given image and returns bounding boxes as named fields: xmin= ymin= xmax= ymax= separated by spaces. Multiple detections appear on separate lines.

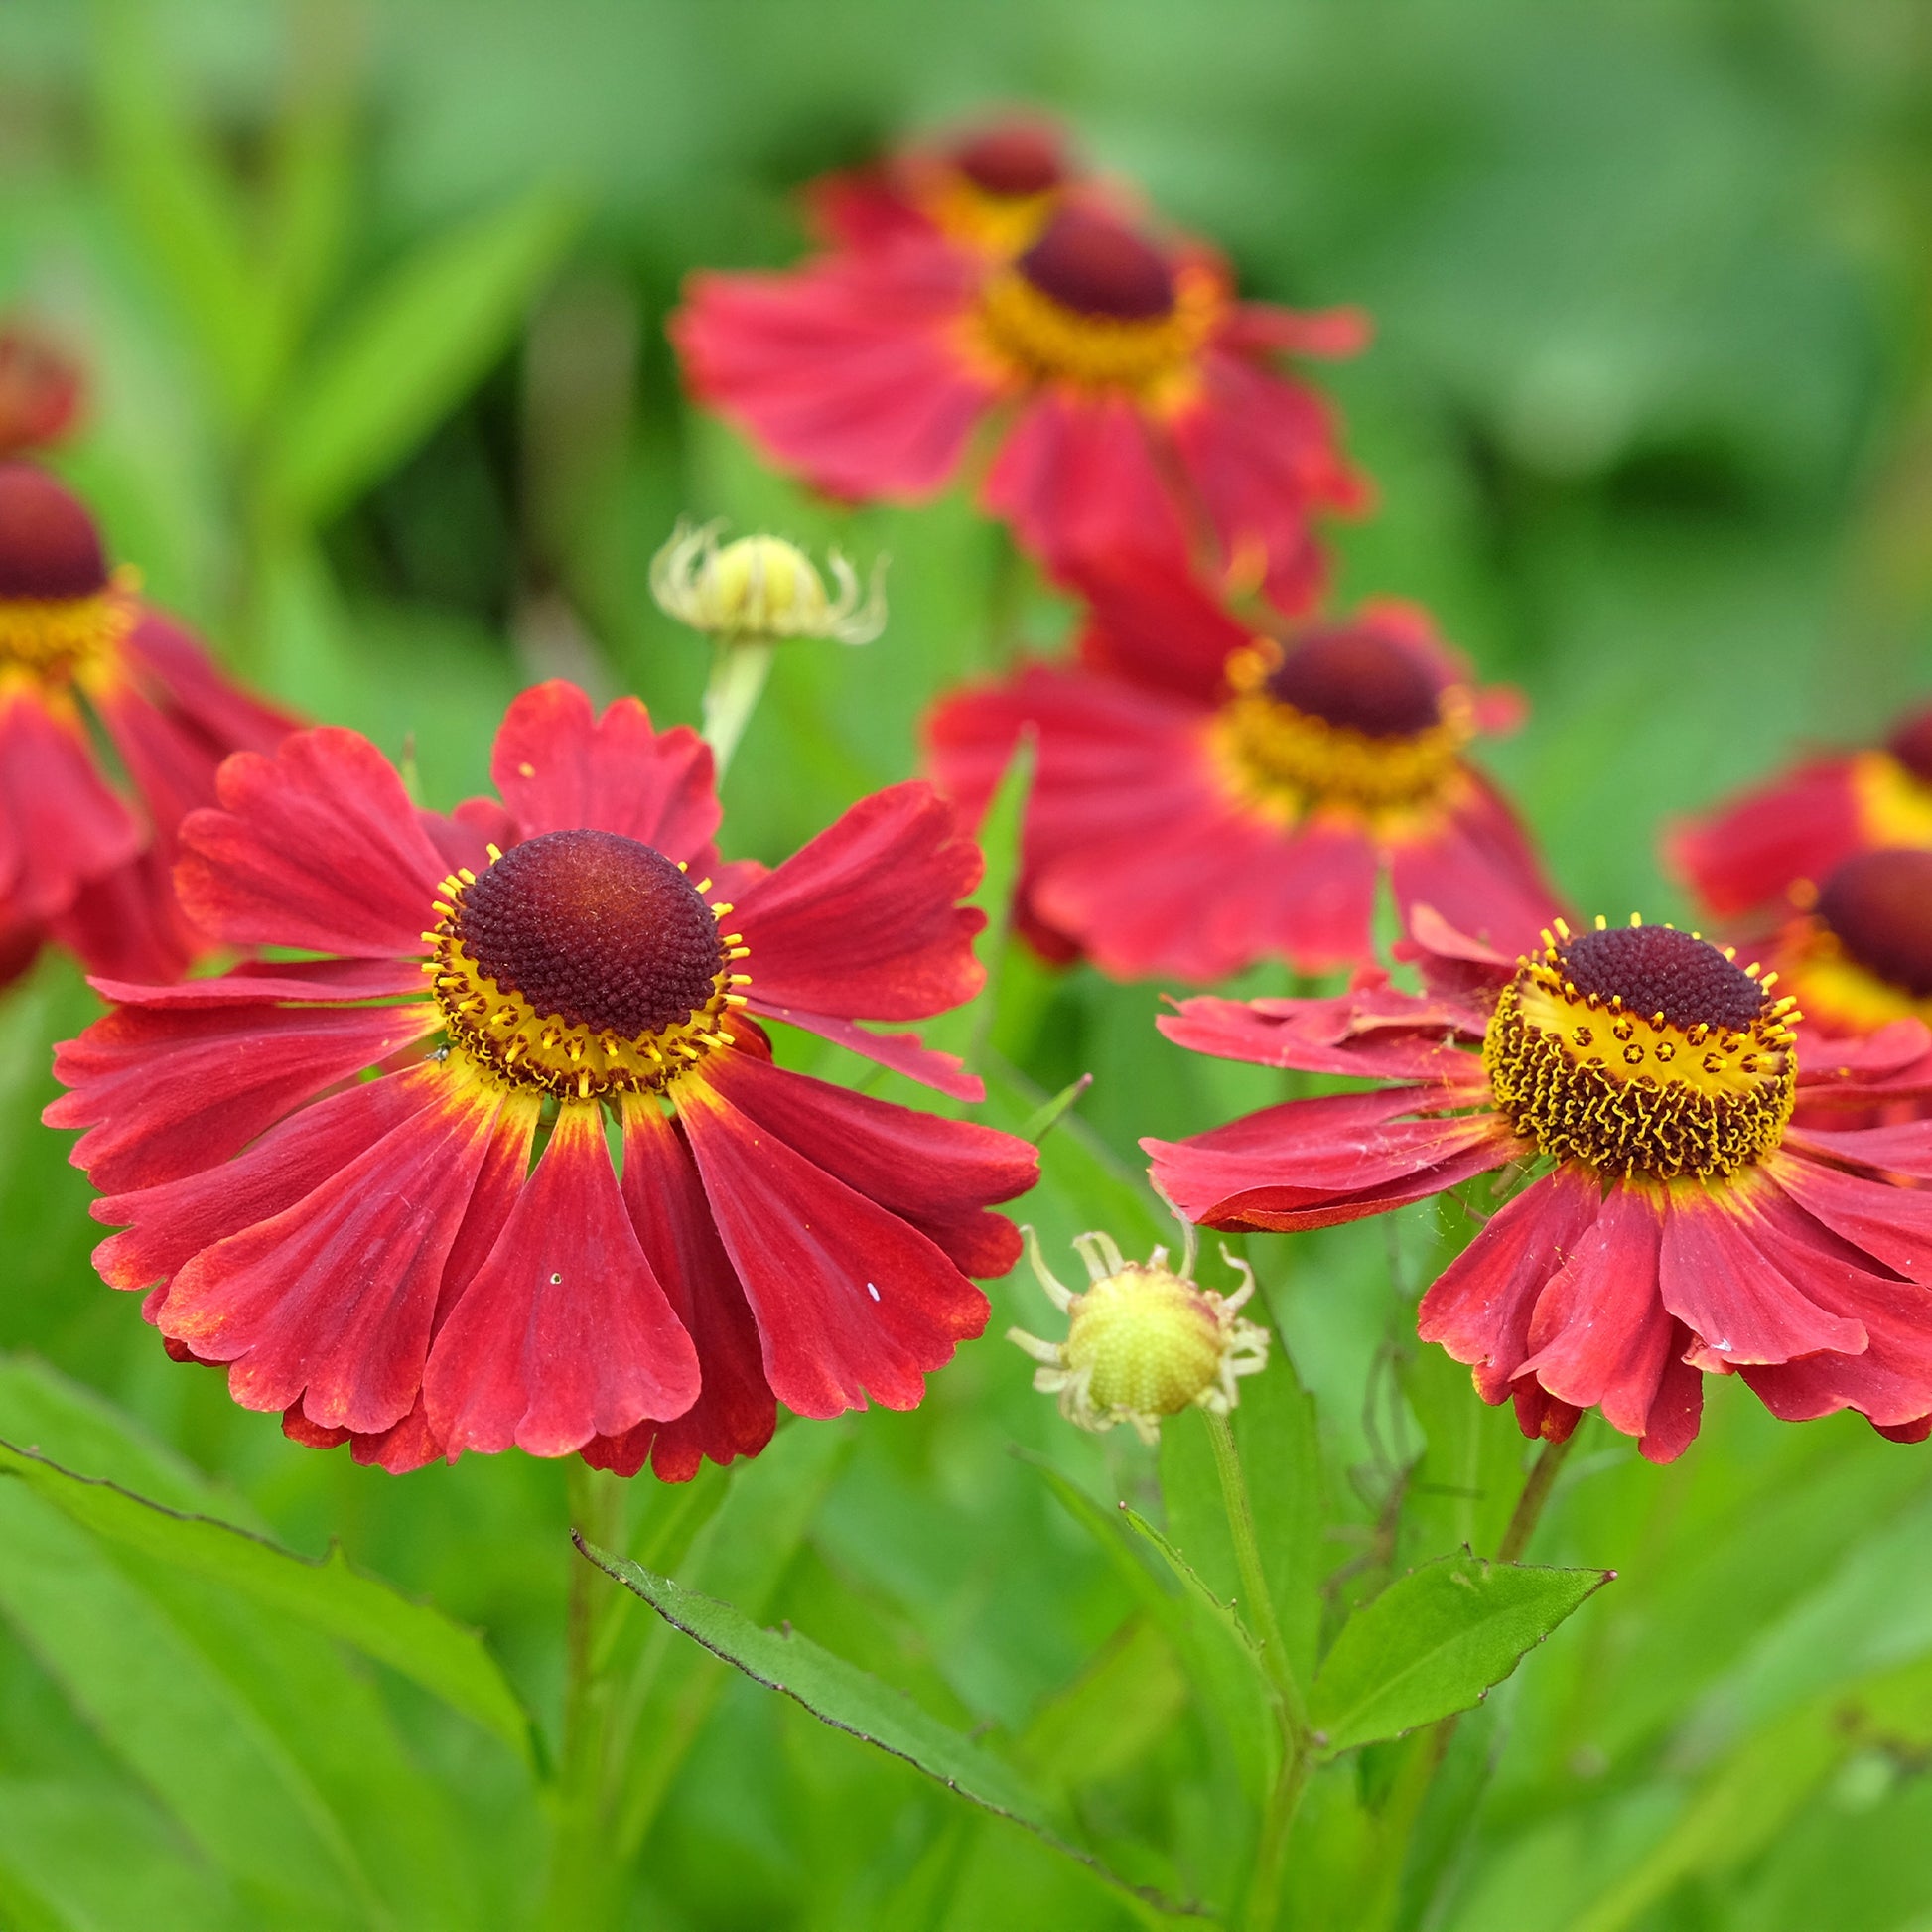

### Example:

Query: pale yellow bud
xmin=1010 ymin=1225 xmax=1269 ymax=1445
xmin=650 ymin=519 xmax=886 ymax=645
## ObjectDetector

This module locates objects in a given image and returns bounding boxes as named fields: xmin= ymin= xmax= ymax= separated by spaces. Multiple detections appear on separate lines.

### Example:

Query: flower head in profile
xmin=925 ymin=557 xmax=1554 ymax=982
xmin=0 ymin=463 xmax=295 ymax=983
xmin=673 ymin=204 xmax=1367 ymax=610
xmin=48 ymin=682 xmax=1037 ymax=1480
xmin=1149 ymin=908 xmax=1932 ymax=1460
xmin=651 ymin=522 xmax=887 ymax=645
xmin=1668 ymin=700 xmax=1932 ymax=921
xmin=803 ymin=114 xmax=1081 ymax=260
xmin=0 ymin=320 xmax=83 ymax=457
xmin=1010 ymin=1220 xmax=1268 ymax=1443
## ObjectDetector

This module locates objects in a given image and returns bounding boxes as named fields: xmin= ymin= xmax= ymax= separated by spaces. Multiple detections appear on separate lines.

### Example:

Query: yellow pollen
xmin=1209 ymin=638 xmax=1475 ymax=824
xmin=1483 ymin=930 xmax=1800 ymax=1181
xmin=0 ymin=567 xmax=138 ymax=688
xmin=969 ymin=261 xmax=1220 ymax=400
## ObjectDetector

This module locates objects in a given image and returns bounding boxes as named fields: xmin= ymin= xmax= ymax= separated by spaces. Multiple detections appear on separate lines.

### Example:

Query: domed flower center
xmin=428 ymin=829 xmax=748 ymax=1098
xmin=974 ymin=208 xmax=1215 ymax=391
xmin=1213 ymin=625 xmax=1471 ymax=818
xmin=1814 ymin=848 xmax=1932 ymax=1000
xmin=1484 ymin=919 xmax=1798 ymax=1180
xmin=1888 ymin=708 xmax=1932 ymax=789
xmin=0 ymin=464 xmax=131 ymax=684
xmin=952 ymin=126 xmax=1065 ymax=199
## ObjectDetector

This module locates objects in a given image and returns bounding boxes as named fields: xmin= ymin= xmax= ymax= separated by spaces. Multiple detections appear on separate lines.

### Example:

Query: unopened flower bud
xmin=650 ymin=520 xmax=886 ymax=645
xmin=1010 ymin=1223 xmax=1269 ymax=1444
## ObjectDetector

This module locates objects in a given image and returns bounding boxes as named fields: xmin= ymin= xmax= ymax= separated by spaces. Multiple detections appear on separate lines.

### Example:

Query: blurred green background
xmin=3 ymin=1 xmax=1932 ymax=1928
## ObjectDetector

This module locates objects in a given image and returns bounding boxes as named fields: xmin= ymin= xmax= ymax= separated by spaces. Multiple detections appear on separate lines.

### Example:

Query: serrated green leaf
xmin=263 ymin=182 xmax=579 ymax=523
xmin=581 ymin=1542 xmax=1199 ymax=1924
xmin=1310 ymin=1553 xmax=1610 ymax=1755
xmin=0 ymin=1438 xmax=533 ymax=1765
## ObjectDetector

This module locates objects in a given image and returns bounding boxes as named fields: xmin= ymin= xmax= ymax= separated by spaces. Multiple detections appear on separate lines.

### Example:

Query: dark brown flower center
xmin=453 ymin=829 xmax=724 ymax=1040
xmin=1815 ymin=847 xmax=1932 ymax=998
xmin=1016 ymin=208 xmax=1175 ymax=321
xmin=953 ymin=125 xmax=1064 ymax=198
xmin=1265 ymin=628 xmax=1445 ymax=739
xmin=1557 ymin=924 xmax=1766 ymax=1034
xmin=1887 ymin=707 xmax=1932 ymax=787
xmin=0 ymin=463 xmax=107 ymax=601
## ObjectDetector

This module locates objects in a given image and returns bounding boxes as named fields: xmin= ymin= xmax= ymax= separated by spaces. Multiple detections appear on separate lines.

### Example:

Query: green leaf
xmin=1021 ymin=1072 xmax=1093 ymax=1145
xmin=1017 ymin=1615 xmax=1188 ymax=1793
xmin=1232 ymin=1357 xmax=1326 ymax=1687
xmin=0 ymin=1483 xmax=380 ymax=1925
xmin=581 ymin=1542 xmax=1200 ymax=1924
xmin=1310 ymin=1553 xmax=1611 ymax=1755
xmin=0 ymin=1437 xmax=534 ymax=1765
xmin=263 ymin=182 xmax=580 ymax=524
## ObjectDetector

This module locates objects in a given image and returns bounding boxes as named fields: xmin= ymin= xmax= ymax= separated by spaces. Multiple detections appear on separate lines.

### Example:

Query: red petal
xmin=1418 ymin=1166 xmax=1602 ymax=1400
xmin=673 ymin=251 xmax=995 ymax=501
xmin=742 ymin=1003 xmax=983 ymax=1101
xmin=88 ymin=956 xmax=428 ymax=1008
xmin=981 ymin=391 xmax=1193 ymax=582
xmin=1638 ymin=1327 xmax=1704 ymax=1464
xmin=51 ymin=847 xmax=202 ymax=984
xmin=736 ymin=781 xmax=984 ymax=1021
xmin=176 ymin=728 xmax=448 ymax=957
xmin=1657 ymin=1175 xmax=1868 ymax=1366
xmin=700 ymin=1050 xmax=1034 ymax=1276
xmin=1784 ymin=1118 xmax=1932 ymax=1181
xmin=1216 ymin=301 xmax=1371 ymax=359
xmin=1233 ymin=814 xmax=1382 ymax=975
xmin=1764 ymin=1148 xmax=1932 ymax=1285
xmin=490 ymin=681 xmax=721 ymax=865
xmin=424 ymin=1100 xmax=700 ymax=1456
xmin=1064 ymin=554 xmax=1249 ymax=705
xmin=1147 ymin=1093 xmax=1516 ymax=1231
xmin=91 ymin=1063 xmax=445 ymax=1291
xmin=122 ymin=609 xmax=296 ymax=759
xmin=48 ymin=998 xmax=439 ymax=1191
xmin=0 ymin=687 xmax=140 ymax=920
xmin=162 ymin=1071 xmax=505 ymax=1434
xmin=1664 ymin=757 xmax=1863 ymax=920
xmin=1517 ymin=1186 xmax=1674 ymax=1440
xmin=583 ymin=1099 xmax=776 ymax=1482
xmin=1158 ymin=987 xmax=1489 ymax=1080
xmin=679 ymin=1075 xmax=990 ymax=1418
xmin=1388 ymin=778 xmax=1562 ymax=966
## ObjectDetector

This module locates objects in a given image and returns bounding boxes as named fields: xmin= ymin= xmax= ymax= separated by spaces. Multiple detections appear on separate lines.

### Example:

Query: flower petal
xmin=424 ymin=1101 xmax=700 ymax=1456
xmin=1764 ymin=1147 xmax=1932 ymax=1285
xmin=1065 ymin=554 xmax=1249 ymax=705
xmin=1517 ymin=1186 xmax=1674 ymax=1440
xmin=161 ymin=1070 xmax=505 ymax=1434
xmin=1664 ymin=756 xmax=1863 ymax=920
xmin=583 ymin=1099 xmax=776 ymax=1482
xmin=742 ymin=1003 xmax=983 ymax=1101
xmin=176 ymin=727 xmax=450 ymax=957
xmin=678 ymin=1076 xmax=991 ymax=1418
xmin=48 ymin=999 xmax=439 ymax=1191
xmin=0 ymin=686 xmax=141 ymax=920
xmin=490 ymin=681 xmax=721 ymax=864
xmin=1158 ymin=986 xmax=1489 ymax=1081
xmin=699 ymin=1049 xmax=1034 ymax=1276
xmin=88 ymin=956 xmax=429 ymax=1008
xmin=1419 ymin=1165 xmax=1602 ymax=1400
xmin=736 ymin=781 xmax=984 ymax=1021
xmin=1658 ymin=1175 xmax=1868 ymax=1366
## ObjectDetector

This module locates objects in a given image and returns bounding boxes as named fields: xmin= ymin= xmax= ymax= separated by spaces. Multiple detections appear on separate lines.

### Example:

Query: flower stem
xmin=1244 ymin=1742 xmax=1313 ymax=1932
xmin=1497 ymin=1432 xmax=1576 ymax=1564
xmin=700 ymin=634 xmax=773 ymax=777
xmin=539 ymin=1461 xmax=627 ymax=1931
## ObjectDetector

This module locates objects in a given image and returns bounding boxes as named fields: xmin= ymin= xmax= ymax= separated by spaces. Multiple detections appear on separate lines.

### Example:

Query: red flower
xmin=47 ymin=682 xmax=1037 ymax=1480
xmin=0 ymin=322 xmax=83 ymax=457
xmin=1668 ymin=702 xmax=1932 ymax=920
xmin=672 ymin=204 xmax=1367 ymax=611
xmin=0 ymin=463 xmax=295 ymax=983
xmin=924 ymin=559 xmax=1556 ymax=982
xmin=1148 ymin=910 xmax=1932 ymax=1459
xmin=803 ymin=115 xmax=1082 ymax=260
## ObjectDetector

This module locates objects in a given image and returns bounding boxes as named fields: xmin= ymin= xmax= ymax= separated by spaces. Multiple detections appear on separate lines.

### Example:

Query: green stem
xmin=538 ymin=1462 xmax=626 ymax=1931
xmin=700 ymin=635 xmax=773 ymax=777
xmin=1244 ymin=1742 xmax=1313 ymax=1932
xmin=1205 ymin=1410 xmax=1308 ymax=1737
xmin=1497 ymin=1432 xmax=1576 ymax=1563
xmin=1354 ymin=1431 xmax=1582 ymax=1932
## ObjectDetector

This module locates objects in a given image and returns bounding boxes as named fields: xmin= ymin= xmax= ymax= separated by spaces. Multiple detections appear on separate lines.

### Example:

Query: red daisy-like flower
xmin=672 ymin=204 xmax=1367 ymax=611
xmin=1148 ymin=909 xmax=1932 ymax=1460
xmin=0 ymin=463 xmax=296 ymax=983
xmin=0 ymin=321 xmax=83 ymax=458
xmin=47 ymin=682 xmax=1037 ymax=1481
xmin=924 ymin=559 xmax=1555 ymax=982
xmin=1668 ymin=701 xmax=1932 ymax=921
xmin=802 ymin=114 xmax=1082 ymax=260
